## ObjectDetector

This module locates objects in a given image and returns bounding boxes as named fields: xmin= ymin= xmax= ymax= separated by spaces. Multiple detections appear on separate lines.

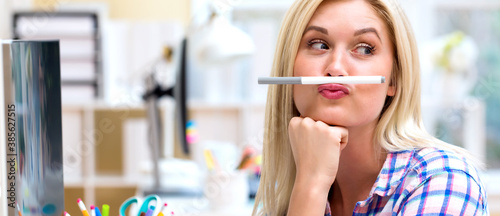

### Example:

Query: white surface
xmin=14 ymin=16 xmax=96 ymax=59
xmin=15 ymin=16 xmax=95 ymax=38
xmin=61 ymin=86 xmax=95 ymax=104
xmin=0 ymin=0 xmax=11 ymax=39
xmin=247 ymin=19 xmax=274 ymax=103
xmin=205 ymin=170 xmax=249 ymax=211
xmin=10 ymin=0 xmax=30 ymax=9
xmin=188 ymin=100 xmax=265 ymax=155
xmin=59 ymin=39 xmax=95 ymax=59
xmin=123 ymin=118 xmax=203 ymax=192
xmin=462 ymin=98 xmax=486 ymax=163
xmin=0 ymin=39 xmax=7 ymax=216
xmin=123 ymin=118 xmax=149 ymax=182
xmin=160 ymin=195 xmax=254 ymax=216
xmin=62 ymin=108 xmax=84 ymax=181
xmin=191 ymin=140 xmax=239 ymax=172
xmin=102 ymin=20 xmax=184 ymax=105
xmin=194 ymin=15 xmax=255 ymax=66
xmin=138 ymin=158 xmax=203 ymax=192
xmin=61 ymin=61 xmax=96 ymax=81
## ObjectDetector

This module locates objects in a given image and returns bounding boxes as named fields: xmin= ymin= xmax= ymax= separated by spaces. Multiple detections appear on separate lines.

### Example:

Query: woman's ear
xmin=387 ymin=85 xmax=396 ymax=96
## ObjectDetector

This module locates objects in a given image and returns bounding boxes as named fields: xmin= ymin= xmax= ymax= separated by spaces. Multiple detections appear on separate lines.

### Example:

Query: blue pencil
xmin=95 ymin=206 xmax=102 ymax=216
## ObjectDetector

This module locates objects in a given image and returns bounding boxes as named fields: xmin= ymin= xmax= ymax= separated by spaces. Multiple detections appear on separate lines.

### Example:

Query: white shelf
xmin=13 ymin=12 xmax=102 ymax=104
xmin=188 ymin=100 xmax=265 ymax=110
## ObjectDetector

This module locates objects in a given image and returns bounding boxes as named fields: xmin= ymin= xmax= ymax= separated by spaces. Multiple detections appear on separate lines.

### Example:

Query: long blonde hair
xmin=252 ymin=0 xmax=478 ymax=215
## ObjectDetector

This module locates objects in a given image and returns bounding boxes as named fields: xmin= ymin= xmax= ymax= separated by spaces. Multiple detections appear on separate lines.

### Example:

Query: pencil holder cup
xmin=204 ymin=170 xmax=249 ymax=211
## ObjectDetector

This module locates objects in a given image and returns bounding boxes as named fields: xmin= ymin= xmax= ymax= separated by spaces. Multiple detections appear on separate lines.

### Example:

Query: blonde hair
xmin=252 ymin=0 xmax=479 ymax=215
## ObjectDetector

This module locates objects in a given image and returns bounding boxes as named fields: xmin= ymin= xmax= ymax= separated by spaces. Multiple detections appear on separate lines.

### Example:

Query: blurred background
xmin=1 ymin=0 xmax=499 ymax=215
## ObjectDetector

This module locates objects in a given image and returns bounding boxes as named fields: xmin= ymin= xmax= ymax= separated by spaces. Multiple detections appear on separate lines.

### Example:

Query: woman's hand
xmin=288 ymin=116 xmax=348 ymax=190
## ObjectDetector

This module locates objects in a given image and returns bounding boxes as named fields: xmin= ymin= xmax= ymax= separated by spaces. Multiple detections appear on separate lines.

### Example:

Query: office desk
xmin=160 ymin=195 xmax=254 ymax=216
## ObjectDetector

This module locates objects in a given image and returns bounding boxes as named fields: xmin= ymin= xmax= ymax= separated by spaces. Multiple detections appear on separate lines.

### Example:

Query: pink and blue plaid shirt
xmin=325 ymin=147 xmax=488 ymax=215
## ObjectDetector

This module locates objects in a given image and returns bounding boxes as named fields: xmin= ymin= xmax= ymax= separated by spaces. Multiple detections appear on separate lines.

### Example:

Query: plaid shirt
xmin=325 ymin=147 xmax=488 ymax=215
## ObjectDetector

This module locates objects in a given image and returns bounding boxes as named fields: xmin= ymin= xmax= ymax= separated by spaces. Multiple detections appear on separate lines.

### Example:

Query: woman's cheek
xmin=293 ymin=86 xmax=308 ymax=114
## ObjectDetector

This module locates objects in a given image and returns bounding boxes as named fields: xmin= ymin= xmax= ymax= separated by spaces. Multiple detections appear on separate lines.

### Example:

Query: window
xmin=431 ymin=2 xmax=500 ymax=168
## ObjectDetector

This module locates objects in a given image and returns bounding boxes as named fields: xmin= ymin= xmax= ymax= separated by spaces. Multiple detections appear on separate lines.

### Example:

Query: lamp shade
xmin=196 ymin=15 xmax=255 ymax=66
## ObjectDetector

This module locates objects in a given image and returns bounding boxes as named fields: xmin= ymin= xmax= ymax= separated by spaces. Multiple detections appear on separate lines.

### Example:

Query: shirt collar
xmin=368 ymin=149 xmax=415 ymax=197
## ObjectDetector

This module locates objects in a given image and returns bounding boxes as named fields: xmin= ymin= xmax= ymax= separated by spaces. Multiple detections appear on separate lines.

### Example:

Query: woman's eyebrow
xmin=303 ymin=25 xmax=328 ymax=35
xmin=354 ymin=27 xmax=382 ymax=42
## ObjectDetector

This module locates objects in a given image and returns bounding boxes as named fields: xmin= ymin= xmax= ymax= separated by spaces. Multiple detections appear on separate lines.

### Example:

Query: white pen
xmin=258 ymin=76 xmax=385 ymax=85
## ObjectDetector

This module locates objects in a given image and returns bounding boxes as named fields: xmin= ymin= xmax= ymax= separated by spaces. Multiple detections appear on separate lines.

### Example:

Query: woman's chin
xmin=299 ymin=114 xmax=345 ymax=127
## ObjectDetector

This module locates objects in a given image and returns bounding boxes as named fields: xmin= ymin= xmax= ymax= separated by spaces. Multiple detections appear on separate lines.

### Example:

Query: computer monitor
xmin=143 ymin=38 xmax=189 ymax=156
xmin=175 ymin=38 xmax=189 ymax=155
xmin=143 ymin=38 xmax=189 ymax=192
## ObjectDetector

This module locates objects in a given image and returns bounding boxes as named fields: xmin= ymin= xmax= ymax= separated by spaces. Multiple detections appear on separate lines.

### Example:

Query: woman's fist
xmin=288 ymin=116 xmax=348 ymax=188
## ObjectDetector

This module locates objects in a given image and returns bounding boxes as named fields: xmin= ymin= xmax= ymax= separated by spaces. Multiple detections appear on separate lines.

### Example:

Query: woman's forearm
xmin=287 ymin=176 xmax=330 ymax=216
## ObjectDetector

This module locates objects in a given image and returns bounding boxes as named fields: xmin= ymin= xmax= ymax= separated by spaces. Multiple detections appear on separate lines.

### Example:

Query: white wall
xmin=0 ymin=0 xmax=11 ymax=39
xmin=0 ymin=0 xmax=32 ymax=39
xmin=11 ymin=0 xmax=31 ymax=10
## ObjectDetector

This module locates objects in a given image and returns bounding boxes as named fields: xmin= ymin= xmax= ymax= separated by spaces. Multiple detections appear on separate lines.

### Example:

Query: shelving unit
xmin=188 ymin=100 xmax=265 ymax=149
xmin=59 ymin=100 xmax=265 ymax=215
xmin=12 ymin=12 xmax=102 ymax=103
xmin=61 ymin=104 xmax=146 ymax=215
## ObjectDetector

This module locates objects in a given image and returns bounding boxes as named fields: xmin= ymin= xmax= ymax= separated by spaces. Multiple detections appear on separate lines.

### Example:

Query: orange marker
xmin=77 ymin=198 xmax=90 ymax=216
xmin=16 ymin=203 xmax=22 ymax=216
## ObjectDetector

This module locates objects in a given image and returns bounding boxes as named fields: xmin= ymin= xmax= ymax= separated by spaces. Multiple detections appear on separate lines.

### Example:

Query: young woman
xmin=253 ymin=0 xmax=489 ymax=215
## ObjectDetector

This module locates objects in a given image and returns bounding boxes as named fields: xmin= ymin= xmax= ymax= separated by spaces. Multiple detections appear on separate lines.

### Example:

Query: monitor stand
xmin=143 ymin=74 xmax=202 ymax=197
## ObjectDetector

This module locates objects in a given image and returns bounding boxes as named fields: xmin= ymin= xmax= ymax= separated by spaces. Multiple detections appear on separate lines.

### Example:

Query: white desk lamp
xmin=195 ymin=13 xmax=255 ymax=66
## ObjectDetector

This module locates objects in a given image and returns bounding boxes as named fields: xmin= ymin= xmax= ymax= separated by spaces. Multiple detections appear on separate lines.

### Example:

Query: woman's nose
xmin=324 ymin=49 xmax=348 ymax=77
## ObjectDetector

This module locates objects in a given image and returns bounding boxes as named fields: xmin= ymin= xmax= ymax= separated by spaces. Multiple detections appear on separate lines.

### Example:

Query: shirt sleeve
xmin=398 ymin=170 xmax=487 ymax=215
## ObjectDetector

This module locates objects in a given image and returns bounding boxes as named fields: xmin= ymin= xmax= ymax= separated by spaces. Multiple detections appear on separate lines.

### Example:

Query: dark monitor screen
xmin=142 ymin=38 xmax=189 ymax=156
xmin=175 ymin=38 xmax=189 ymax=155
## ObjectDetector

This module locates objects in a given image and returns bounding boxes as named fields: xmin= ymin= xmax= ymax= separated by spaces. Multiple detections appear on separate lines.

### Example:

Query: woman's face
xmin=293 ymin=0 xmax=395 ymax=128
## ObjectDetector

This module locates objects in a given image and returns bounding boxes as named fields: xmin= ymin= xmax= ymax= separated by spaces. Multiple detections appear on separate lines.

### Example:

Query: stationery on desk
xmin=77 ymin=199 xmax=90 ymax=216
xmin=203 ymin=146 xmax=262 ymax=172
xmin=70 ymin=196 xmax=172 ymax=216
xmin=16 ymin=203 xmax=22 ymax=216
xmin=236 ymin=147 xmax=262 ymax=174
xmin=119 ymin=195 xmax=163 ymax=216
xmin=94 ymin=206 xmax=102 ymax=216
xmin=102 ymin=204 xmax=110 ymax=216
xmin=90 ymin=205 xmax=95 ymax=216
xmin=203 ymin=149 xmax=220 ymax=172
xmin=237 ymin=147 xmax=257 ymax=170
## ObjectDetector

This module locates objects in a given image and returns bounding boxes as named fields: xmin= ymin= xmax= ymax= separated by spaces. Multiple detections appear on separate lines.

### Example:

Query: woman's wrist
xmin=294 ymin=171 xmax=333 ymax=197
xmin=288 ymin=174 xmax=331 ymax=216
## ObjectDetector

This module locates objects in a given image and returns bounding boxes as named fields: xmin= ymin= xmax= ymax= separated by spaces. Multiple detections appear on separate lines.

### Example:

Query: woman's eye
xmin=353 ymin=44 xmax=375 ymax=55
xmin=308 ymin=40 xmax=329 ymax=50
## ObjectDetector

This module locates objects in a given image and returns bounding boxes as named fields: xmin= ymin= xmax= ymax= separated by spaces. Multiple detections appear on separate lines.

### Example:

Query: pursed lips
xmin=318 ymin=84 xmax=349 ymax=99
